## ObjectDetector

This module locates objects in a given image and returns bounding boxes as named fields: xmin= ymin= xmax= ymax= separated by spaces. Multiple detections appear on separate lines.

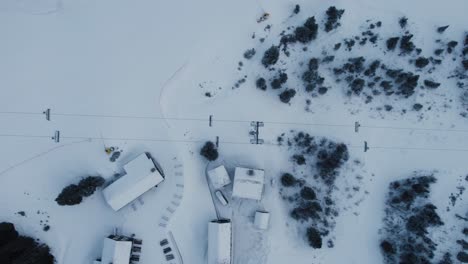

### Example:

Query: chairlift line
xmin=1 ymin=109 xmax=468 ymax=134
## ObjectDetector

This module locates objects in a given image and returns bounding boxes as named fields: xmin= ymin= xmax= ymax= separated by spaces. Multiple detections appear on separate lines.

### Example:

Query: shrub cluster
xmin=55 ymin=176 xmax=105 ymax=206
xmin=200 ymin=141 xmax=219 ymax=161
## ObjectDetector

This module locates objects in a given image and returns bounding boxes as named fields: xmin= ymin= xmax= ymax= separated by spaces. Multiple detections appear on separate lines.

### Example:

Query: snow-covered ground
xmin=0 ymin=0 xmax=467 ymax=263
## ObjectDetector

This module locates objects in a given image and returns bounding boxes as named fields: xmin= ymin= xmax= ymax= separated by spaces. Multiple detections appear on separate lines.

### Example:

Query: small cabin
xmin=232 ymin=167 xmax=265 ymax=201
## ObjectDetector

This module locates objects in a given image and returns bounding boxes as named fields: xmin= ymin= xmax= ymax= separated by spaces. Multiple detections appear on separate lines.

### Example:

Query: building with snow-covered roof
xmin=94 ymin=235 xmax=133 ymax=264
xmin=254 ymin=211 xmax=270 ymax=230
xmin=208 ymin=165 xmax=231 ymax=189
xmin=103 ymin=153 xmax=164 ymax=211
xmin=208 ymin=219 xmax=232 ymax=264
xmin=232 ymin=167 xmax=265 ymax=201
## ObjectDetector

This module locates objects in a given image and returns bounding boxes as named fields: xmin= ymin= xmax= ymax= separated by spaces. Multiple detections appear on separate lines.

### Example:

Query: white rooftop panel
xmin=232 ymin=167 xmax=264 ymax=200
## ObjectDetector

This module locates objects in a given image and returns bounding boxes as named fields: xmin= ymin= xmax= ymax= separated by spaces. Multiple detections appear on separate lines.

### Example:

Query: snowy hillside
xmin=0 ymin=0 xmax=467 ymax=263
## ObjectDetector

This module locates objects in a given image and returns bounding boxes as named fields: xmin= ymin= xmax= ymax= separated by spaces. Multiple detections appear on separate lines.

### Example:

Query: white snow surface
xmin=0 ymin=0 xmax=467 ymax=264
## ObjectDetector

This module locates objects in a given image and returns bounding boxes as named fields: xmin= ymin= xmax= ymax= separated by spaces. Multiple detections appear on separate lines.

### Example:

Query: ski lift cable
xmin=1 ymin=110 xmax=468 ymax=133
xmin=0 ymin=133 xmax=468 ymax=152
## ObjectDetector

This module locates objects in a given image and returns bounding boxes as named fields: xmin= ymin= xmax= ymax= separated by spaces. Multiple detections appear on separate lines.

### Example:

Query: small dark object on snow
xmin=423 ymin=80 xmax=440 ymax=88
xmin=261 ymin=46 xmax=280 ymax=67
xmin=43 ymin=225 xmax=50 ymax=232
xmin=384 ymin=105 xmax=393 ymax=111
xmin=306 ymin=227 xmax=322 ymax=248
xmin=110 ymin=151 xmax=121 ymax=162
xmin=280 ymin=173 xmax=297 ymax=187
xmin=399 ymin=17 xmax=408 ymax=28
xmin=308 ymin=58 xmax=319 ymax=71
xmin=413 ymin=103 xmax=423 ymax=111
xmin=256 ymin=78 xmax=267 ymax=90
xmin=437 ymin=25 xmax=449 ymax=33
xmin=17 ymin=211 xmax=26 ymax=217
xmin=324 ymin=6 xmax=345 ymax=32
xmin=293 ymin=4 xmax=300 ymax=14
xmin=279 ymin=89 xmax=296 ymax=103
xmin=415 ymin=57 xmax=429 ymax=68
xmin=271 ymin=72 xmax=288 ymax=89
xmin=200 ymin=141 xmax=218 ymax=161
xmin=205 ymin=92 xmax=212 ymax=97
xmin=386 ymin=37 xmax=399 ymax=50
xmin=243 ymin=48 xmax=256 ymax=59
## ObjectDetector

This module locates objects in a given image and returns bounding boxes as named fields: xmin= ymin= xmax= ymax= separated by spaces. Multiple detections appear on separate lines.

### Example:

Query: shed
xmin=232 ymin=167 xmax=265 ymax=200
xmin=103 ymin=153 xmax=164 ymax=211
xmin=208 ymin=165 xmax=231 ymax=189
xmin=254 ymin=211 xmax=270 ymax=230
xmin=208 ymin=220 xmax=232 ymax=264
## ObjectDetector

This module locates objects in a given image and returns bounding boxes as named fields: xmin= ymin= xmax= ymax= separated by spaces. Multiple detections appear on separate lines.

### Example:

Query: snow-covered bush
xmin=324 ymin=6 xmax=344 ymax=32
xmin=261 ymin=46 xmax=280 ymax=67
xmin=200 ymin=141 xmax=219 ymax=161
xmin=380 ymin=174 xmax=448 ymax=264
